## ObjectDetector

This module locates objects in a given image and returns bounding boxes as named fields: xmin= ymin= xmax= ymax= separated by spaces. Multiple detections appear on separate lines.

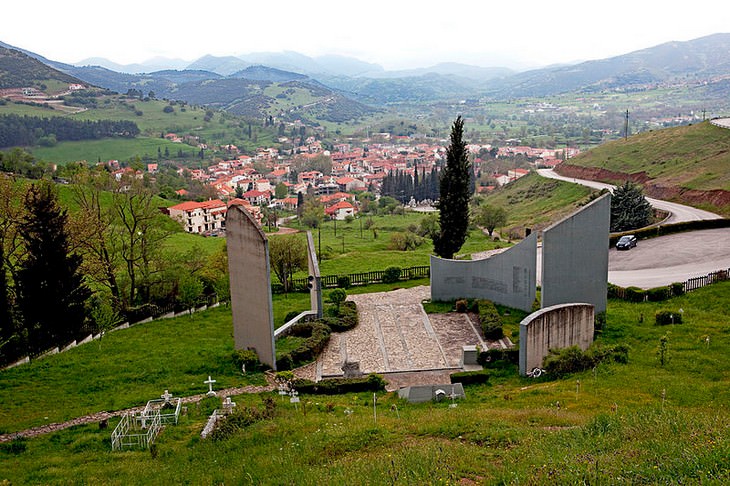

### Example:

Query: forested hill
xmin=0 ymin=114 xmax=139 ymax=148
xmin=0 ymin=47 xmax=82 ymax=89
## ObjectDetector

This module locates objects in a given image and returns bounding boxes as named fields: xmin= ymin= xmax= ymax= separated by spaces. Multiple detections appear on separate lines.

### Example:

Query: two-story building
xmin=167 ymin=199 xmax=228 ymax=234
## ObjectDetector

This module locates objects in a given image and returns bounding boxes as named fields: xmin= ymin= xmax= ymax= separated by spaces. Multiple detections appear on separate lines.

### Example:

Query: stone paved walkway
xmin=317 ymin=286 xmax=485 ymax=379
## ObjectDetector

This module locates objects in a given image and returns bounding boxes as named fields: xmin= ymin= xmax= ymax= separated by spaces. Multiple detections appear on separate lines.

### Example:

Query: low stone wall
xmin=519 ymin=303 xmax=594 ymax=376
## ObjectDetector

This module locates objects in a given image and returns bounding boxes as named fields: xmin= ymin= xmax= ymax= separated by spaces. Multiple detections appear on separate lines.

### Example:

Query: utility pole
xmin=624 ymin=110 xmax=630 ymax=141
xmin=702 ymin=109 xmax=706 ymax=121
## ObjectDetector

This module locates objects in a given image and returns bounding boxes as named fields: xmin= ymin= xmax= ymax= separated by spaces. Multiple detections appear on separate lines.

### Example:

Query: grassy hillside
xmin=478 ymin=172 xmax=597 ymax=235
xmin=565 ymin=121 xmax=730 ymax=191
xmin=1 ymin=281 xmax=728 ymax=483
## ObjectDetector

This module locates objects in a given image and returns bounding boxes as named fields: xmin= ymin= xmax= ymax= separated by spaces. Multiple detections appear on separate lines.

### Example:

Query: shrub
xmin=337 ymin=275 xmax=351 ymax=289
xmin=467 ymin=299 xmax=480 ymax=313
xmin=382 ymin=266 xmax=402 ymax=283
xmin=329 ymin=288 xmax=347 ymax=308
xmin=323 ymin=301 xmax=358 ymax=332
xmin=607 ymin=283 xmax=622 ymax=299
xmin=625 ymin=287 xmax=646 ymax=303
xmin=232 ymin=349 xmax=262 ymax=371
xmin=455 ymin=299 xmax=468 ymax=313
xmin=292 ymin=373 xmax=386 ymax=395
xmin=543 ymin=344 xmax=630 ymax=376
xmin=656 ymin=310 xmax=683 ymax=325
xmin=478 ymin=300 xmax=504 ymax=340
xmin=284 ymin=311 xmax=300 ymax=323
xmin=647 ymin=286 xmax=671 ymax=302
xmin=211 ymin=397 xmax=277 ymax=441
xmin=276 ymin=322 xmax=331 ymax=370
xmin=478 ymin=348 xmax=519 ymax=367
xmin=450 ymin=370 xmax=490 ymax=386
xmin=670 ymin=282 xmax=685 ymax=296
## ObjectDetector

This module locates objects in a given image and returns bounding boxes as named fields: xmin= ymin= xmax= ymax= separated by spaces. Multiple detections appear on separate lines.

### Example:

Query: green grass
xmin=0 ymin=282 xmax=730 ymax=484
xmin=479 ymin=172 xmax=597 ymax=234
xmin=283 ymin=211 xmax=502 ymax=278
xmin=1 ymin=282 xmax=729 ymax=483
xmin=30 ymin=137 xmax=186 ymax=165
xmin=567 ymin=121 xmax=730 ymax=192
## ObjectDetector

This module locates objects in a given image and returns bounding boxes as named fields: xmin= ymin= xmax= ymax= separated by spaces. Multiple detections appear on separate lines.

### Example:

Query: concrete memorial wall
xmin=306 ymin=231 xmax=323 ymax=319
xmin=519 ymin=303 xmax=595 ymax=375
xmin=226 ymin=204 xmax=277 ymax=369
xmin=430 ymin=232 xmax=537 ymax=312
xmin=541 ymin=193 xmax=611 ymax=314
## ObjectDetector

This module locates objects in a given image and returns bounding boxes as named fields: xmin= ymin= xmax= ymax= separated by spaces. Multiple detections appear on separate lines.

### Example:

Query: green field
xmin=566 ymin=121 xmax=730 ymax=191
xmin=1 ymin=281 xmax=728 ymax=483
xmin=478 ymin=172 xmax=597 ymax=235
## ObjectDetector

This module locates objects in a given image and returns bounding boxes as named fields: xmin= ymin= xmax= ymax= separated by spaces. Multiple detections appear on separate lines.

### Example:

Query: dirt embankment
xmin=556 ymin=164 xmax=730 ymax=213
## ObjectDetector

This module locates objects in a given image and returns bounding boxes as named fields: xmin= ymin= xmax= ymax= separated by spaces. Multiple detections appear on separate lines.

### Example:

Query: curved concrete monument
xmin=430 ymin=232 xmax=537 ymax=312
xmin=541 ymin=193 xmax=610 ymax=314
xmin=226 ymin=204 xmax=276 ymax=369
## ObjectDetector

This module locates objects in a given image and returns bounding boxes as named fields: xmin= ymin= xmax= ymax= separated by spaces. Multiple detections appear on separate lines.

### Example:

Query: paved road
xmin=533 ymin=169 xmax=728 ymax=288
xmin=607 ymin=228 xmax=730 ymax=288
xmin=537 ymin=169 xmax=722 ymax=223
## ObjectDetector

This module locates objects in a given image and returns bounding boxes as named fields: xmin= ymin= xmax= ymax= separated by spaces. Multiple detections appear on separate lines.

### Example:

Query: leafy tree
xmin=269 ymin=234 xmax=307 ymax=293
xmin=611 ymin=181 xmax=652 ymax=232
xmin=300 ymin=197 xmax=325 ymax=228
xmin=235 ymin=185 xmax=244 ymax=198
xmin=17 ymin=181 xmax=91 ymax=353
xmin=0 ymin=177 xmax=24 ymax=361
xmin=69 ymin=170 xmax=121 ymax=307
xmin=473 ymin=204 xmax=507 ymax=236
xmin=433 ymin=116 xmax=471 ymax=259
xmin=275 ymin=183 xmax=288 ymax=200
xmin=111 ymin=179 xmax=173 ymax=307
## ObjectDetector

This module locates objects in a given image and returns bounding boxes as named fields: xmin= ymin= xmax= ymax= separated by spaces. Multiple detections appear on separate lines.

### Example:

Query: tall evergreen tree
xmin=433 ymin=116 xmax=471 ymax=259
xmin=610 ymin=181 xmax=653 ymax=232
xmin=17 ymin=182 xmax=91 ymax=353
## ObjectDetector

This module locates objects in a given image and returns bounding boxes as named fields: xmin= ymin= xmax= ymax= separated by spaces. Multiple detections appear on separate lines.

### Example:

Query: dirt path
xmin=0 ymin=382 xmax=275 ymax=443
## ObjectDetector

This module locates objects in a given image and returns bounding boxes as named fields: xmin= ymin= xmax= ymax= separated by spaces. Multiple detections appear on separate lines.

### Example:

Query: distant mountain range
xmin=2 ymin=33 xmax=730 ymax=121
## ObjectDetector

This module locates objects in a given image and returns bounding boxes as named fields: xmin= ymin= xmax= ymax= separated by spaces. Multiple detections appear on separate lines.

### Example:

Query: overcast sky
xmin=3 ymin=1 xmax=729 ymax=70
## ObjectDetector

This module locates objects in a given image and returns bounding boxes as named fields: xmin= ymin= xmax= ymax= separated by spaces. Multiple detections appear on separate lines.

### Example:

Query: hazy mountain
xmin=76 ymin=56 xmax=189 ymax=74
xmin=486 ymin=33 xmax=730 ymax=98
xmin=312 ymin=55 xmax=385 ymax=76
xmin=369 ymin=62 xmax=514 ymax=81
xmin=186 ymin=55 xmax=251 ymax=76
xmin=229 ymin=65 xmax=308 ymax=82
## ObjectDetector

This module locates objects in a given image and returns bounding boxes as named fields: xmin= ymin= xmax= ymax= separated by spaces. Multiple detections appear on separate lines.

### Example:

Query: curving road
xmin=534 ymin=169 xmax=728 ymax=288
xmin=537 ymin=169 xmax=722 ymax=223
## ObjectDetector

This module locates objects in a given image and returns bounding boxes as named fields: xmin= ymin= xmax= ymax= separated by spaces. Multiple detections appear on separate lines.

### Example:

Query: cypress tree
xmin=17 ymin=182 xmax=91 ymax=353
xmin=433 ymin=116 xmax=471 ymax=259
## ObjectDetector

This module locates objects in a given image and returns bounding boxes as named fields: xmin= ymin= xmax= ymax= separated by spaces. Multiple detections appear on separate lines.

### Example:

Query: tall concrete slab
xmin=226 ymin=204 xmax=276 ymax=369
xmin=541 ymin=193 xmax=610 ymax=314
xmin=306 ymin=231 xmax=323 ymax=319
xmin=430 ymin=232 xmax=537 ymax=312
xmin=519 ymin=303 xmax=594 ymax=375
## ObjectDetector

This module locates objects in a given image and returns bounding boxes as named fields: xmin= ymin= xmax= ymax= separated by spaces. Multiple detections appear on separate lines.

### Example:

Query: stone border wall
xmin=519 ymin=303 xmax=594 ymax=376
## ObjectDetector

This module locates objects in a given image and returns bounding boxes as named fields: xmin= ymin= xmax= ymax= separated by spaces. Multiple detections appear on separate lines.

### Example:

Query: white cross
xmin=223 ymin=396 xmax=236 ymax=411
xmin=161 ymin=390 xmax=173 ymax=403
xmin=204 ymin=376 xmax=217 ymax=396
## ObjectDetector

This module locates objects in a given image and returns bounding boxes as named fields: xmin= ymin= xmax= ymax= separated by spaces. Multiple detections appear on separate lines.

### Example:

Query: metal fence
xmin=111 ymin=410 xmax=163 ymax=451
xmin=684 ymin=269 xmax=729 ymax=292
xmin=288 ymin=265 xmax=430 ymax=291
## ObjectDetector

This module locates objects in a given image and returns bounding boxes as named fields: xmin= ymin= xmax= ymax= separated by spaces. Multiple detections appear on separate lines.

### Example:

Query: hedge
xmin=478 ymin=348 xmax=519 ymax=367
xmin=478 ymin=300 xmax=504 ymax=340
xmin=450 ymin=370 xmax=491 ymax=386
xmin=276 ymin=322 xmax=331 ymax=370
xmin=292 ymin=373 xmax=386 ymax=395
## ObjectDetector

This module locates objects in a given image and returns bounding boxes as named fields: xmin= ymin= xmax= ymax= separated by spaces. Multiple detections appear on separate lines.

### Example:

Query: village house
xmin=325 ymin=200 xmax=356 ymax=220
xmin=167 ymin=199 xmax=228 ymax=234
